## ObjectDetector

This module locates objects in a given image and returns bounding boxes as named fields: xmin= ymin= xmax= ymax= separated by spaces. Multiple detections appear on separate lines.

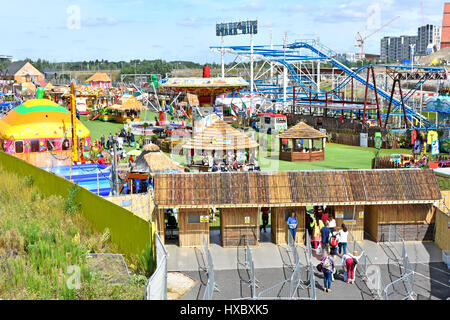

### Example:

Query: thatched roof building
xmin=182 ymin=119 xmax=259 ymax=151
xmin=132 ymin=143 xmax=185 ymax=175
xmin=279 ymin=122 xmax=326 ymax=139
xmin=153 ymin=169 xmax=441 ymax=208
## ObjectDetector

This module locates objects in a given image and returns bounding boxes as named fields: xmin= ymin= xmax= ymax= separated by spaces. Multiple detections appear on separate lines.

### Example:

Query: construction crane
xmin=356 ymin=15 xmax=400 ymax=59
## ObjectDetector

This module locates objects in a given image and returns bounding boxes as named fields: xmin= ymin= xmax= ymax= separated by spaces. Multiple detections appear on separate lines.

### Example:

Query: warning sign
xmin=335 ymin=211 xmax=344 ymax=219
xmin=359 ymin=211 xmax=364 ymax=219
xmin=344 ymin=219 xmax=357 ymax=226
xmin=245 ymin=216 xmax=251 ymax=224
xmin=200 ymin=216 xmax=209 ymax=223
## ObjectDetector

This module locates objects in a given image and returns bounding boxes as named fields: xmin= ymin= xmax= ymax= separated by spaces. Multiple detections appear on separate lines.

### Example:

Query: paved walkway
xmin=166 ymin=229 xmax=445 ymax=272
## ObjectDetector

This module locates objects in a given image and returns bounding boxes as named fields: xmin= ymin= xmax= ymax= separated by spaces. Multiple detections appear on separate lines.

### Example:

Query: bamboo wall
xmin=104 ymin=193 xmax=152 ymax=222
xmin=220 ymin=208 xmax=259 ymax=247
xmin=178 ymin=209 xmax=210 ymax=248
xmin=271 ymin=207 xmax=305 ymax=245
xmin=333 ymin=205 xmax=365 ymax=242
xmin=435 ymin=209 xmax=450 ymax=251
xmin=156 ymin=209 xmax=166 ymax=244
xmin=369 ymin=204 xmax=436 ymax=242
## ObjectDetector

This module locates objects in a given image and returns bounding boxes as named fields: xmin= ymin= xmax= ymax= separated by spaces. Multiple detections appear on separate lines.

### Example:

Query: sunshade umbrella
xmin=127 ymin=149 xmax=141 ymax=156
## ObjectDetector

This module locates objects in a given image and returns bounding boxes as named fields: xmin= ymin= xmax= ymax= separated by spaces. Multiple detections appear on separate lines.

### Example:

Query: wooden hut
xmin=279 ymin=122 xmax=327 ymax=162
xmin=152 ymin=169 xmax=441 ymax=247
xmin=132 ymin=143 xmax=185 ymax=176
xmin=105 ymin=96 xmax=146 ymax=123
xmin=182 ymin=119 xmax=259 ymax=166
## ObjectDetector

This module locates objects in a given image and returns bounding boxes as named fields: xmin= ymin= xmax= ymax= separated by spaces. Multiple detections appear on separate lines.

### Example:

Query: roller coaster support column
xmin=384 ymin=77 xmax=409 ymax=129
xmin=362 ymin=67 xmax=382 ymax=127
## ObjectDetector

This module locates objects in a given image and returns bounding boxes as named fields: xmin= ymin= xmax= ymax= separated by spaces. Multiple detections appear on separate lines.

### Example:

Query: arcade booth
xmin=0 ymin=98 xmax=91 ymax=167
xmin=103 ymin=96 xmax=146 ymax=124
xmin=279 ymin=122 xmax=327 ymax=162
xmin=256 ymin=112 xmax=287 ymax=134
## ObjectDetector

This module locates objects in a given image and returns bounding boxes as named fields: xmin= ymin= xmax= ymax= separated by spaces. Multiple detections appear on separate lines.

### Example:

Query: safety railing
xmin=145 ymin=232 xmax=168 ymax=300
xmin=244 ymin=230 xmax=259 ymax=299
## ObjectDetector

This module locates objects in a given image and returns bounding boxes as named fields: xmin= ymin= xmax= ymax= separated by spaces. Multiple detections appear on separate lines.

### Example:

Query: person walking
xmin=328 ymin=214 xmax=336 ymax=234
xmin=321 ymin=221 xmax=331 ymax=255
xmin=100 ymin=134 xmax=105 ymax=149
xmin=287 ymin=211 xmax=298 ymax=242
xmin=261 ymin=207 xmax=269 ymax=233
xmin=337 ymin=224 xmax=349 ymax=255
xmin=320 ymin=253 xmax=336 ymax=293
xmin=312 ymin=218 xmax=321 ymax=251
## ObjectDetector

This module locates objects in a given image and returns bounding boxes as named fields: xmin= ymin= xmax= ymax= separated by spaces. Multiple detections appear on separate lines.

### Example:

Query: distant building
xmin=417 ymin=24 xmax=441 ymax=56
xmin=380 ymin=36 xmax=417 ymax=62
xmin=441 ymin=2 xmax=450 ymax=50
xmin=0 ymin=55 xmax=12 ymax=62
xmin=2 ymin=61 xmax=45 ymax=84
xmin=85 ymin=72 xmax=111 ymax=88
xmin=336 ymin=53 xmax=357 ymax=63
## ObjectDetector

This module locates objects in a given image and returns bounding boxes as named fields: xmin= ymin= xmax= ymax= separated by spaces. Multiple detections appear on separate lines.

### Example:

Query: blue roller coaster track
xmin=211 ymin=40 xmax=447 ymax=129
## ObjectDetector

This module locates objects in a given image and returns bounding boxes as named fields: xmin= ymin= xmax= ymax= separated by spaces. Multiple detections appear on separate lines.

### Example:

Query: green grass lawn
xmin=80 ymin=118 xmax=412 ymax=171
xmin=164 ymin=131 xmax=412 ymax=171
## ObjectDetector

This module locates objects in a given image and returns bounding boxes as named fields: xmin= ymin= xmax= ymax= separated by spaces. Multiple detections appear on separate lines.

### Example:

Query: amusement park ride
xmin=210 ymin=39 xmax=448 ymax=130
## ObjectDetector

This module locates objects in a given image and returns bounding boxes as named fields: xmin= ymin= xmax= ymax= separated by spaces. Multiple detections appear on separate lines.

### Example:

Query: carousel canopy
xmin=278 ymin=122 xmax=326 ymax=139
xmin=160 ymin=77 xmax=248 ymax=97
xmin=0 ymin=99 xmax=90 ymax=140
xmin=182 ymin=119 xmax=259 ymax=151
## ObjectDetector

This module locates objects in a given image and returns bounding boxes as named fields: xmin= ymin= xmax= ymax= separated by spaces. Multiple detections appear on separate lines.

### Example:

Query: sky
xmin=0 ymin=0 xmax=446 ymax=63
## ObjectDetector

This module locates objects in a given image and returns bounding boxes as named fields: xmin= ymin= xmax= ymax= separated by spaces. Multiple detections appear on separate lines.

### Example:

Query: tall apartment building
xmin=380 ymin=35 xmax=417 ymax=61
xmin=417 ymin=24 xmax=441 ymax=56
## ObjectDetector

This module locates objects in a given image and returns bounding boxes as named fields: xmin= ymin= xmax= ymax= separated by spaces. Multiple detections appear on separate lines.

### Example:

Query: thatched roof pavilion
xmin=182 ymin=119 xmax=259 ymax=151
xmin=278 ymin=122 xmax=327 ymax=162
xmin=132 ymin=143 xmax=185 ymax=175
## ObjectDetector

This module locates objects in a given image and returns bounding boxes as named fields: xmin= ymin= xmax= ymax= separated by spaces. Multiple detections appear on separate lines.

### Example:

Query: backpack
xmin=330 ymin=236 xmax=338 ymax=247
xmin=322 ymin=256 xmax=332 ymax=269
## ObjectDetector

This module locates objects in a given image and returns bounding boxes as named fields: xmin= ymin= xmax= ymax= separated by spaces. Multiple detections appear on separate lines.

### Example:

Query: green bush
xmin=23 ymin=175 xmax=34 ymax=187
xmin=138 ymin=244 xmax=155 ymax=278
xmin=63 ymin=184 xmax=81 ymax=215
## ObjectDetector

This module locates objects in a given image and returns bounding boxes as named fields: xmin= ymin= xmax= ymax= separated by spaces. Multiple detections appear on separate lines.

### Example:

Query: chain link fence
xmin=145 ymin=232 xmax=168 ymax=300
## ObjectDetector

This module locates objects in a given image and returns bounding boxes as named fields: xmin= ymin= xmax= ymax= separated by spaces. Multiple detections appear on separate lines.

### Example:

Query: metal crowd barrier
xmin=383 ymin=226 xmax=416 ymax=300
xmin=202 ymin=233 xmax=220 ymax=300
xmin=145 ymin=232 xmax=168 ymax=300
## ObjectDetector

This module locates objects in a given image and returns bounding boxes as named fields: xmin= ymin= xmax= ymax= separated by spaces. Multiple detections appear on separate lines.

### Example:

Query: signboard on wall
xmin=359 ymin=211 xmax=364 ymax=219
xmin=431 ymin=140 xmax=440 ymax=156
xmin=360 ymin=133 xmax=368 ymax=148
xmin=245 ymin=216 xmax=251 ymax=224
xmin=343 ymin=219 xmax=357 ymax=226
xmin=335 ymin=211 xmax=344 ymax=219
xmin=216 ymin=21 xmax=258 ymax=36
xmin=200 ymin=216 xmax=209 ymax=223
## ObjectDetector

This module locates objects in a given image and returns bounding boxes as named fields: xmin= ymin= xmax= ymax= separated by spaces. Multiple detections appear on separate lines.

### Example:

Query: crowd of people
xmin=288 ymin=206 xmax=364 ymax=294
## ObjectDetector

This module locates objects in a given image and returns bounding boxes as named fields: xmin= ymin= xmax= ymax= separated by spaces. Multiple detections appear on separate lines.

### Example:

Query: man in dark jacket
xmin=321 ymin=221 xmax=331 ymax=255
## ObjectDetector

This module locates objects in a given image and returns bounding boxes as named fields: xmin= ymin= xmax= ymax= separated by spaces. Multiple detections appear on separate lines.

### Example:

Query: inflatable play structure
xmin=0 ymin=98 xmax=91 ymax=155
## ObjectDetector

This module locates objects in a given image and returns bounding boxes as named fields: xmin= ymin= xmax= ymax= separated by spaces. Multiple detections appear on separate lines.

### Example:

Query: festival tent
xmin=85 ymin=72 xmax=112 ymax=88
xmin=0 ymin=99 xmax=90 ymax=153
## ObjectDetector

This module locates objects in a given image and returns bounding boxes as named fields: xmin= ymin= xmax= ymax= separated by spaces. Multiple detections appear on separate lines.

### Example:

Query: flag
xmin=213 ymin=106 xmax=223 ymax=118
xmin=179 ymin=105 xmax=189 ymax=118
xmin=195 ymin=105 xmax=203 ymax=118
xmin=229 ymin=105 xmax=237 ymax=119
xmin=242 ymin=101 xmax=251 ymax=118
xmin=169 ymin=104 xmax=175 ymax=116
